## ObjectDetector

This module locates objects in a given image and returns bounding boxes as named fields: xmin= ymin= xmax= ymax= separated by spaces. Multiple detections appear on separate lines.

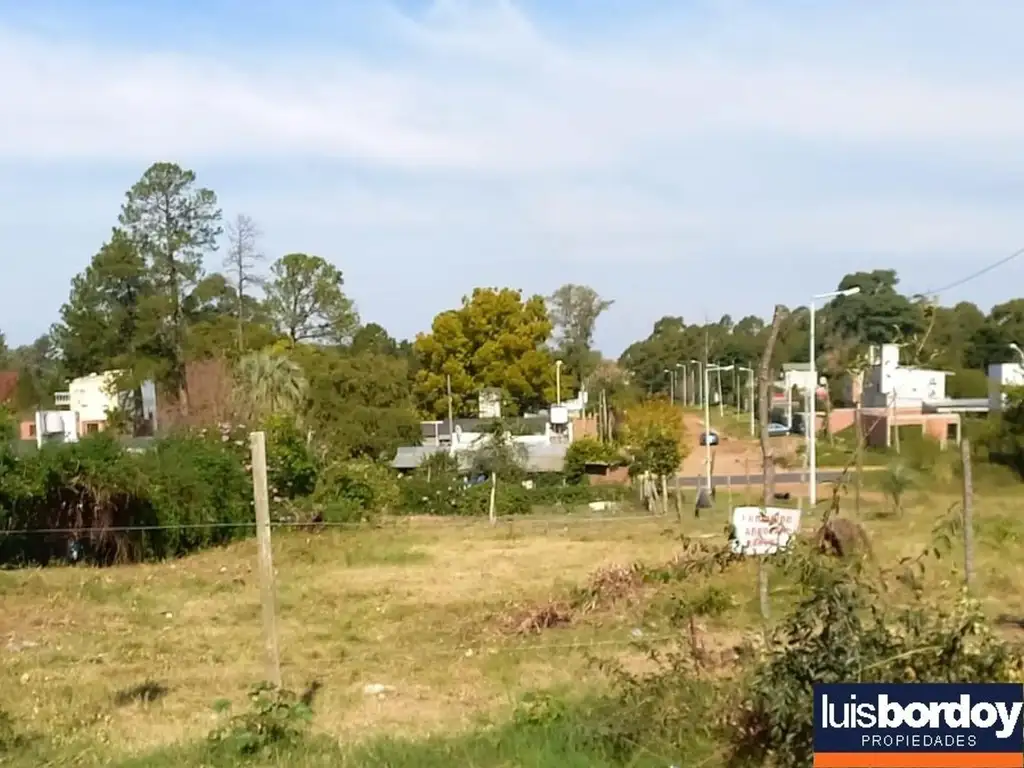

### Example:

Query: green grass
xmin=103 ymin=715 xmax=668 ymax=768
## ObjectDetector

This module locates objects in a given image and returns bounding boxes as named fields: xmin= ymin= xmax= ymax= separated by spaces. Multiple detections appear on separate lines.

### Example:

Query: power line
xmin=919 ymin=245 xmax=1024 ymax=298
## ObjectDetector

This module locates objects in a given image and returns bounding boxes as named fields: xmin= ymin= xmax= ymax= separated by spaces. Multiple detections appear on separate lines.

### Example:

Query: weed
xmin=208 ymin=683 xmax=313 ymax=756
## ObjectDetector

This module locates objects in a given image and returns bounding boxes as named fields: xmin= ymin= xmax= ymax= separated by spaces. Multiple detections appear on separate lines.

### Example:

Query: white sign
xmin=729 ymin=506 xmax=801 ymax=556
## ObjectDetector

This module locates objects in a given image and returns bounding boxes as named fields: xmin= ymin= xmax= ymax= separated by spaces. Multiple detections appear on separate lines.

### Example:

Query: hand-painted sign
xmin=729 ymin=505 xmax=801 ymax=556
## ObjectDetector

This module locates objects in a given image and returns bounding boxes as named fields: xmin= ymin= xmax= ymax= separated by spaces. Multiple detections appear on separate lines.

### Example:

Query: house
xmin=861 ymin=344 xmax=950 ymax=409
xmin=779 ymin=363 xmax=819 ymax=396
xmin=41 ymin=371 xmax=158 ymax=437
xmin=392 ymin=441 xmax=569 ymax=474
xmin=988 ymin=363 xmax=1024 ymax=412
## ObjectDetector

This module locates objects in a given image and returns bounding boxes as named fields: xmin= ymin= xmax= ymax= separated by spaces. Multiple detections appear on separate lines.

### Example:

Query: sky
xmin=3 ymin=0 xmax=1024 ymax=356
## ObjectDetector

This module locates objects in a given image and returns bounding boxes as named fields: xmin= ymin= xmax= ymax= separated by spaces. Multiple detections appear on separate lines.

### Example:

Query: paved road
xmin=673 ymin=470 xmax=844 ymax=487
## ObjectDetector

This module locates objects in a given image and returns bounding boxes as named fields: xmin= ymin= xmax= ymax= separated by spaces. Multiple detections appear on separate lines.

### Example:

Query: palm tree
xmin=233 ymin=350 xmax=307 ymax=425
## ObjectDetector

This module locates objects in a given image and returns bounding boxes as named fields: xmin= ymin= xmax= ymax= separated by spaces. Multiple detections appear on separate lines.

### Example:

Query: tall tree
xmin=296 ymin=346 xmax=420 ymax=460
xmin=0 ymin=331 xmax=8 ymax=368
xmin=53 ymin=230 xmax=160 ymax=379
xmin=547 ymin=284 xmax=613 ymax=382
xmin=414 ymin=287 xmax=558 ymax=418
xmin=827 ymin=270 xmax=923 ymax=347
xmin=264 ymin=253 xmax=359 ymax=345
xmin=119 ymin=162 xmax=222 ymax=415
xmin=223 ymin=213 xmax=264 ymax=351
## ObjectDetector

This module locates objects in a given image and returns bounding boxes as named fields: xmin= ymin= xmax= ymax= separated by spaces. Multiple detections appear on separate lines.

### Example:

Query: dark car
xmin=699 ymin=430 xmax=719 ymax=446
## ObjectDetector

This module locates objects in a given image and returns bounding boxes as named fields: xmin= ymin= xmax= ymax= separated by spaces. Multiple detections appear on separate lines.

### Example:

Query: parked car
xmin=767 ymin=422 xmax=790 ymax=437
xmin=699 ymin=430 xmax=719 ymax=446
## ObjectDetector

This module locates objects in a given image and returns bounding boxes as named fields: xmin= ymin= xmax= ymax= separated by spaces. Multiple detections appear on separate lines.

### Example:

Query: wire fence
xmin=0 ymin=510 xmax=716 ymax=537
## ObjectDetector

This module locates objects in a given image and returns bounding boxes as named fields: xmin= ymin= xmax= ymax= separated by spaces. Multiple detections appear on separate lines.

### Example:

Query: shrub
xmin=563 ymin=438 xmax=620 ymax=484
xmin=589 ymin=519 xmax=1023 ymax=768
xmin=208 ymin=683 xmax=312 ymax=757
xmin=312 ymin=459 xmax=400 ymax=522
xmin=0 ymin=432 xmax=253 ymax=565
xmin=265 ymin=417 xmax=318 ymax=500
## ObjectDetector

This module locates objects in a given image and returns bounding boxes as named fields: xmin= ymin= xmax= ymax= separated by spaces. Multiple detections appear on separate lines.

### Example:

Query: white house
xmin=862 ymin=344 xmax=949 ymax=409
xmin=54 ymin=371 xmax=158 ymax=435
xmin=988 ymin=363 xmax=1024 ymax=412
xmin=779 ymin=363 xmax=818 ymax=395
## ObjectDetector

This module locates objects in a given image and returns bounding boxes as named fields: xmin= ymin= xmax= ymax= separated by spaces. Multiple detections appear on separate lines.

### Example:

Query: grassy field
xmin=2 ymin=479 xmax=1024 ymax=766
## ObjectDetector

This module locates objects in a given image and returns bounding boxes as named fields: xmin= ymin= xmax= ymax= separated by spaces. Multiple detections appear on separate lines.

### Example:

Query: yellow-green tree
xmin=413 ymin=288 xmax=564 ymax=418
xmin=620 ymin=398 xmax=690 ymax=462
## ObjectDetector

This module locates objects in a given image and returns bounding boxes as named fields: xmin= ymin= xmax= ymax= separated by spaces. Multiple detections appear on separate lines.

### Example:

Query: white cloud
xmin=3 ymin=1 xmax=1024 ymax=171
xmin=4 ymin=0 xmax=1024 ymax=351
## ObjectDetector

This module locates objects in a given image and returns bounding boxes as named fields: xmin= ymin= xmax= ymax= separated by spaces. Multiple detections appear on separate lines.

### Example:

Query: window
xmin=86 ymin=422 xmax=100 ymax=434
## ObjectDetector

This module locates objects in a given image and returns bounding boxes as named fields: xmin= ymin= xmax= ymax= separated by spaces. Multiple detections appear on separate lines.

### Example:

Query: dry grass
xmin=2 ymin=484 xmax=1024 ymax=762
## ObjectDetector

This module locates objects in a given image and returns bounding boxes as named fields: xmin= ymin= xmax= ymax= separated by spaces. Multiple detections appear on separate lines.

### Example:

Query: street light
xmin=676 ymin=363 xmax=687 ymax=406
xmin=738 ymin=365 xmax=754 ymax=436
xmin=690 ymin=359 xmax=703 ymax=409
xmin=1010 ymin=343 xmax=1024 ymax=366
xmin=809 ymin=286 xmax=861 ymax=507
xmin=662 ymin=368 xmax=675 ymax=405
xmin=709 ymin=364 xmax=734 ymax=418
xmin=555 ymin=360 xmax=563 ymax=405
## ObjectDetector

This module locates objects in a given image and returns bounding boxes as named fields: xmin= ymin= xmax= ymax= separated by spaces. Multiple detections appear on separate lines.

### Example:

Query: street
xmin=673 ymin=469 xmax=845 ymax=487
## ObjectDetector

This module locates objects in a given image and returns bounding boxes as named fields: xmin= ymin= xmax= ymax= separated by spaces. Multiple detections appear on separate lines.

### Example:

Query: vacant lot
xmin=2 ymin=484 xmax=1023 ymax=764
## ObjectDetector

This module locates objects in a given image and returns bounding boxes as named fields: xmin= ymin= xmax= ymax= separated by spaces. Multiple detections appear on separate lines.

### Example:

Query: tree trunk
xmin=854 ymin=391 xmax=863 ymax=518
xmin=661 ymin=473 xmax=669 ymax=516
xmin=756 ymin=305 xmax=788 ymax=622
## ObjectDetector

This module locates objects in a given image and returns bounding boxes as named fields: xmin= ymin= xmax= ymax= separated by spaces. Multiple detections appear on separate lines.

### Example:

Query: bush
xmin=265 ymin=417 xmax=318 ymax=501
xmin=588 ymin=522 xmax=1023 ymax=768
xmin=312 ymin=459 xmax=400 ymax=522
xmin=0 ymin=432 xmax=253 ymax=566
xmin=208 ymin=683 xmax=313 ymax=757
xmin=397 ymin=474 xmax=629 ymax=517
xmin=563 ymin=438 xmax=621 ymax=484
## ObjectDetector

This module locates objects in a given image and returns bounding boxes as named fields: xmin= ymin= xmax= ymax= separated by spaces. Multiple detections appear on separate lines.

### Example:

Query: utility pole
xmin=702 ymin=337 xmax=712 ymax=496
xmin=808 ymin=286 xmax=861 ymax=508
xmin=446 ymin=374 xmax=455 ymax=454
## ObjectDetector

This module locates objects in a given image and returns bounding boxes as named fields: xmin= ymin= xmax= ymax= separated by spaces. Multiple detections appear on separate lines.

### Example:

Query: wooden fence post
xmin=251 ymin=431 xmax=282 ymax=688
xmin=961 ymin=437 xmax=974 ymax=594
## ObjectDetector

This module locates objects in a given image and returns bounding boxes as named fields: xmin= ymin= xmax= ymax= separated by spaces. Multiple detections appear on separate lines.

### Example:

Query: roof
xmin=0 ymin=371 xmax=18 ymax=404
xmin=392 ymin=441 xmax=567 ymax=473
xmin=420 ymin=416 xmax=548 ymax=439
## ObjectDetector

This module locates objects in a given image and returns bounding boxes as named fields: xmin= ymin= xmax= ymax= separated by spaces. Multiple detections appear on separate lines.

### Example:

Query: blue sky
xmin=3 ymin=0 xmax=1024 ymax=355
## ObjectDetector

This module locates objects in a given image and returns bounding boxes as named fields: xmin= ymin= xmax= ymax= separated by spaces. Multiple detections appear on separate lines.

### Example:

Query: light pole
xmin=1011 ymin=342 xmax=1024 ymax=366
xmin=709 ymin=364 xmax=734 ymax=418
xmin=738 ymin=365 xmax=754 ymax=436
xmin=677 ymin=363 xmax=687 ymax=406
xmin=702 ymin=360 xmax=712 ymax=494
xmin=663 ymin=368 xmax=675 ymax=405
xmin=809 ymin=286 xmax=861 ymax=507
xmin=555 ymin=360 xmax=563 ymax=405
xmin=690 ymin=359 xmax=703 ymax=410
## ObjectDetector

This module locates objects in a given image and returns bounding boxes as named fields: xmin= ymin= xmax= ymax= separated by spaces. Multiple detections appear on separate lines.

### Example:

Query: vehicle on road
xmin=699 ymin=430 xmax=719 ymax=446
